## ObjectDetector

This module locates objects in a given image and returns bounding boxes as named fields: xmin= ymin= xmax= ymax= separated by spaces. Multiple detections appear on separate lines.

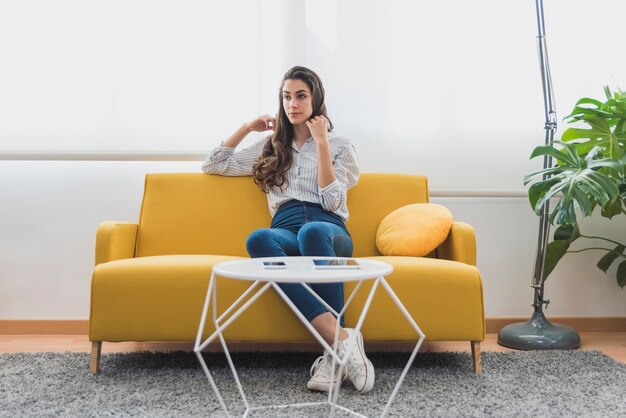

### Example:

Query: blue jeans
xmin=246 ymin=200 xmax=353 ymax=325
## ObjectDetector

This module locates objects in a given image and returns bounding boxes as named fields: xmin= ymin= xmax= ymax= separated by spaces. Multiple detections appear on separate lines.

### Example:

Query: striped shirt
xmin=201 ymin=133 xmax=360 ymax=222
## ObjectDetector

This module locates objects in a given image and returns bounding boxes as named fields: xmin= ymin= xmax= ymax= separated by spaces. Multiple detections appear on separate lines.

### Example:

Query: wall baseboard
xmin=0 ymin=320 xmax=88 ymax=335
xmin=1 ymin=317 xmax=624 ymax=336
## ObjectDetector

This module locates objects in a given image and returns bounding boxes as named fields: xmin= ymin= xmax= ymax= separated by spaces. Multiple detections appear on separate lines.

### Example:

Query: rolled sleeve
xmin=201 ymin=138 xmax=266 ymax=176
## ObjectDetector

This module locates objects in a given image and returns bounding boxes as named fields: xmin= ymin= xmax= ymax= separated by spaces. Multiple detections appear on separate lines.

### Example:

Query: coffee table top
xmin=212 ymin=257 xmax=393 ymax=283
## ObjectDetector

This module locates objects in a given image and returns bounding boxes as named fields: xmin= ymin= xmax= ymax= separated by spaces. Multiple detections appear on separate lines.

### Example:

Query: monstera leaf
xmin=525 ymin=141 xmax=624 ymax=225
xmin=561 ymin=87 xmax=626 ymax=160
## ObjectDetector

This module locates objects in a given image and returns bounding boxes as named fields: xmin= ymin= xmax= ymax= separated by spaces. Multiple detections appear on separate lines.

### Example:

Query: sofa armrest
xmin=435 ymin=221 xmax=476 ymax=266
xmin=95 ymin=221 xmax=138 ymax=265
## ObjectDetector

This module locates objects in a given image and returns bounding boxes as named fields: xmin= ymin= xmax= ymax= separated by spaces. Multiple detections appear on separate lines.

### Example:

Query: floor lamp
xmin=497 ymin=0 xmax=581 ymax=350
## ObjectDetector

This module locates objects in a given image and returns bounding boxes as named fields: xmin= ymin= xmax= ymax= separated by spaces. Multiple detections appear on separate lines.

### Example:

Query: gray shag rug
xmin=1 ymin=350 xmax=625 ymax=417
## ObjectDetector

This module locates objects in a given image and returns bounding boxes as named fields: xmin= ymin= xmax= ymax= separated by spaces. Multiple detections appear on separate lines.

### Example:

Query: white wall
xmin=1 ymin=160 xmax=624 ymax=319
xmin=3 ymin=0 xmax=626 ymax=192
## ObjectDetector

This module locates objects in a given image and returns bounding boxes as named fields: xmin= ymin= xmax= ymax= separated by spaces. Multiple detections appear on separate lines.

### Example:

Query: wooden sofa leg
xmin=471 ymin=341 xmax=481 ymax=374
xmin=90 ymin=341 xmax=102 ymax=374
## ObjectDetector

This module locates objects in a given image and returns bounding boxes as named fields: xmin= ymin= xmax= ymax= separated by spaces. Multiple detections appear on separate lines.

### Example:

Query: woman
xmin=201 ymin=66 xmax=373 ymax=394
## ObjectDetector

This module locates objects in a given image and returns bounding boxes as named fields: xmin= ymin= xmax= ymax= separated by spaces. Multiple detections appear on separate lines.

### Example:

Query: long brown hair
xmin=252 ymin=66 xmax=333 ymax=193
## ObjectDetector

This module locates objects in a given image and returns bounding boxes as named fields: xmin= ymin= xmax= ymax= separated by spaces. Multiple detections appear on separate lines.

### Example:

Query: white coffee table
xmin=194 ymin=256 xmax=425 ymax=418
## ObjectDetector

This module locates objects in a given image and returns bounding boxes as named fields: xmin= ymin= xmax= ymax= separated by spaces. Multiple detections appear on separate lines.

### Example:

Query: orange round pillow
xmin=376 ymin=203 xmax=453 ymax=256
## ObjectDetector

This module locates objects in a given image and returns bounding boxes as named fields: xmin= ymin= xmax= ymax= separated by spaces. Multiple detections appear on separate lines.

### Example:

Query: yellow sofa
xmin=89 ymin=173 xmax=485 ymax=373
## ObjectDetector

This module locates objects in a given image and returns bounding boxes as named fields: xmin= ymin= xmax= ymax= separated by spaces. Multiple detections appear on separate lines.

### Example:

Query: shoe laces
xmin=309 ymin=355 xmax=326 ymax=377
xmin=310 ymin=351 xmax=346 ymax=380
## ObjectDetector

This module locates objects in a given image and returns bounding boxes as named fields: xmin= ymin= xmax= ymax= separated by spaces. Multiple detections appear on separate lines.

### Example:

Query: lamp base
xmin=497 ymin=311 xmax=580 ymax=350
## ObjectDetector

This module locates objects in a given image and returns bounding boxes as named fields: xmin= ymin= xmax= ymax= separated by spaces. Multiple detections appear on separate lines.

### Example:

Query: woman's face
xmin=282 ymin=78 xmax=313 ymax=126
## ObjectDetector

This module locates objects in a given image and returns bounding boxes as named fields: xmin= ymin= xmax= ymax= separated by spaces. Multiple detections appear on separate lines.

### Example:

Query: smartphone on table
xmin=312 ymin=259 xmax=361 ymax=269
xmin=263 ymin=261 xmax=287 ymax=269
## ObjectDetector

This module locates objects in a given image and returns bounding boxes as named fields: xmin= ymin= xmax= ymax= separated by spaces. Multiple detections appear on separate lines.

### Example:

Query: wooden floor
xmin=1 ymin=333 xmax=624 ymax=364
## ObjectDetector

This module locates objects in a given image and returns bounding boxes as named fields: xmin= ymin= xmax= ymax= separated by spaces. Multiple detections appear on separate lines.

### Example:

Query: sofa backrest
xmin=345 ymin=173 xmax=429 ymax=256
xmin=135 ymin=173 xmax=429 ymax=258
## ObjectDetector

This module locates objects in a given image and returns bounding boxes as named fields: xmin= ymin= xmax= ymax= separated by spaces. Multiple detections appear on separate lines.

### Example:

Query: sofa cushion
xmin=375 ymin=203 xmax=453 ymax=257
xmin=348 ymin=256 xmax=485 ymax=341
xmin=90 ymin=254 xmax=485 ymax=342
xmin=90 ymin=254 xmax=315 ymax=342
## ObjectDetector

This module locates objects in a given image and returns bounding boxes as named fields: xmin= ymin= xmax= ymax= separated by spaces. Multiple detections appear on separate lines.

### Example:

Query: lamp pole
xmin=497 ymin=0 xmax=580 ymax=350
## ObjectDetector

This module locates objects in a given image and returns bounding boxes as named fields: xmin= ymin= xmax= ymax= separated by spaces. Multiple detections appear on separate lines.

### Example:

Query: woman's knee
xmin=246 ymin=228 xmax=299 ymax=257
xmin=297 ymin=222 xmax=331 ymax=245
xmin=245 ymin=228 xmax=274 ymax=256
xmin=298 ymin=222 xmax=345 ymax=256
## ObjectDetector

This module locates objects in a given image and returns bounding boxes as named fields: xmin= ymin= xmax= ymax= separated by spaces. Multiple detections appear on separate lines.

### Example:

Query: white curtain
xmin=0 ymin=0 xmax=624 ymax=189
xmin=0 ymin=0 xmax=263 ymax=151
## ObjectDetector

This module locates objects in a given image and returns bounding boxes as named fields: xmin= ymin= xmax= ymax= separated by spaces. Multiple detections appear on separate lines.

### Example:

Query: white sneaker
xmin=340 ymin=328 xmax=375 ymax=394
xmin=307 ymin=350 xmax=347 ymax=392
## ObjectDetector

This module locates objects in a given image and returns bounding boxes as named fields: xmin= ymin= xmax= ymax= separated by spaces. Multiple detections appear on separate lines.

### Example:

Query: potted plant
xmin=524 ymin=86 xmax=626 ymax=288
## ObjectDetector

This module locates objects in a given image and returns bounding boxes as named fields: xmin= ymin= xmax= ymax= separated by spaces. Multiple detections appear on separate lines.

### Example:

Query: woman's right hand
xmin=246 ymin=115 xmax=275 ymax=133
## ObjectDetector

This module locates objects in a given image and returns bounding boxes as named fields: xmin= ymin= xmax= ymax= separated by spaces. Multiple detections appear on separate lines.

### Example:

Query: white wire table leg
xmin=196 ymin=282 xmax=273 ymax=351
xmin=377 ymin=276 xmax=426 ymax=418
xmin=218 ymin=332 xmax=250 ymax=414
xmin=212 ymin=283 xmax=268 ymax=415
xmin=327 ymin=312 xmax=342 ymax=407
xmin=194 ymin=272 xmax=216 ymax=350
xmin=216 ymin=281 xmax=262 ymax=324
xmin=194 ymin=276 xmax=273 ymax=417
xmin=326 ymin=280 xmax=364 ymax=407
xmin=193 ymin=272 xmax=230 ymax=416
xmin=194 ymin=350 xmax=229 ymax=416
xmin=329 ymin=279 xmax=380 ymax=418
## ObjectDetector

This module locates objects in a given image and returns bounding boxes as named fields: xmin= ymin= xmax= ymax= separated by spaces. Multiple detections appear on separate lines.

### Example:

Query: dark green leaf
xmin=528 ymin=179 xmax=560 ymax=209
xmin=597 ymin=245 xmax=626 ymax=273
xmin=575 ymin=172 xmax=610 ymax=202
xmin=524 ymin=167 xmax=565 ymax=185
xmin=586 ymin=171 xmax=620 ymax=200
xmin=571 ymin=186 xmax=593 ymax=216
xmin=535 ymin=181 xmax=568 ymax=216
xmin=617 ymin=261 xmax=626 ymax=289
xmin=574 ymin=174 xmax=610 ymax=207
xmin=619 ymin=179 xmax=626 ymax=199
xmin=553 ymin=224 xmax=580 ymax=241
xmin=554 ymin=196 xmax=577 ymax=225
xmin=558 ymin=140 xmax=584 ymax=164
xmin=601 ymin=198 xmax=624 ymax=219
xmin=543 ymin=240 xmax=570 ymax=281
xmin=530 ymin=144 xmax=578 ymax=167
xmin=586 ymin=158 xmax=625 ymax=174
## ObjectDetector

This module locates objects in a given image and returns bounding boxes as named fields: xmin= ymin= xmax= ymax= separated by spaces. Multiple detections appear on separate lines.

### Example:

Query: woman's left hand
xmin=306 ymin=116 xmax=329 ymax=144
